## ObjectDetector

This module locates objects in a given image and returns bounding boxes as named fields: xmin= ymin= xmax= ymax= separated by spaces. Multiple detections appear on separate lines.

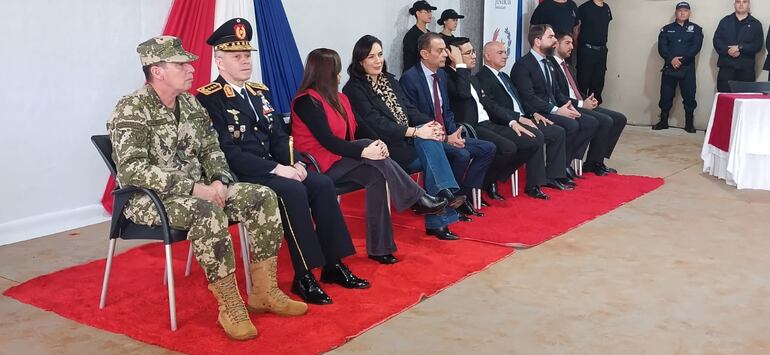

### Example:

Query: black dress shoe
xmin=544 ymin=179 xmax=573 ymax=191
xmin=583 ymin=162 xmax=608 ymax=176
xmin=437 ymin=189 xmax=467 ymax=209
xmin=684 ymin=125 xmax=696 ymax=133
xmin=457 ymin=200 xmax=485 ymax=217
xmin=525 ymin=186 xmax=550 ymax=200
xmin=599 ymin=163 xmax=617 ymax=174
xmin=411 ymin=193 xmax=448 ymax=215
xmin=458 ymin=214 xmax=472 ymax=222
xmin=320 ymin=263 xmax=370 ymax=289
xmin=480 ymin=199 xmax=490 ymax=207
xmin=566 ymin=166 xmax=584 ymax=179
xmin=556 ymin=178 xmax=577 ymax=188
xmin=291 ymin=273 xmax=332 ymax=305
xmin=426 ymin=226 xmax=461 ymax=240
xmin=368 ymin=254 xmax=399 ymax=264
xmin=485 ymin=183 xmax=505 ymax=201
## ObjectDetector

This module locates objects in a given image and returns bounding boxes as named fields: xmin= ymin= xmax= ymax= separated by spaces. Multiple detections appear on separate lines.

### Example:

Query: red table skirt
xmin=708 ymin=93 xmax=770 ymax=152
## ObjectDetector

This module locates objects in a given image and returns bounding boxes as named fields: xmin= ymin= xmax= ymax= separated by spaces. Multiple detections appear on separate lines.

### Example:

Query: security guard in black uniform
xmin=653 ymin=2 xmax=703 ymax=133
xmin=196 ymin=18 xmax=370 ymax=305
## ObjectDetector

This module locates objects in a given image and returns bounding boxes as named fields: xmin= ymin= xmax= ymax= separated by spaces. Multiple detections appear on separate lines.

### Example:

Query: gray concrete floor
xmin=2 ymin=126 xmax=770 ymax=355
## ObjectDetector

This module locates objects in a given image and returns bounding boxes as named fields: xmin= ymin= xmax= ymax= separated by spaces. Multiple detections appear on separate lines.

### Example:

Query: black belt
xmin=583 ymin=43 xmax=607 ymax=50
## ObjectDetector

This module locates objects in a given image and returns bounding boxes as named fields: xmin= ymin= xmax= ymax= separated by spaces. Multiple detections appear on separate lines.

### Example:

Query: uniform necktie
xmin=561 ymin=61 xmax=583 ymax=100
xmin=431 ymin=73 xmax=444 ymax=125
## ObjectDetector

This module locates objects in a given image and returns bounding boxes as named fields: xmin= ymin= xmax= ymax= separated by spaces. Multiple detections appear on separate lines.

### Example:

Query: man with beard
xmin=550 ymin=32 xmax=626 ymax=176
xmin=511 ymin=24 xmax=598 ymax=188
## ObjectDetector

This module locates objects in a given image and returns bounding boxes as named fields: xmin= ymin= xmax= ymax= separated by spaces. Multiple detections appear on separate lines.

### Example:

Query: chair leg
xmin=572 ymin=159 xmax=583 ymax=176
xmin=386 ymin=182 xmax=391 ymax=214
xmin=336 ymin=196 xmax=341 ymax=204
xmin=184 ymin=242 xmax=193 ymax=277
xmin=239 ymin=224 xmax=252 ymax=294
xmin=471 ymin=188 xmax=481 ymax=210
xmin=512 ymin=170 xmax=519 ymax=197
xmin=99 ymin=238 xmax=117 ymax=309
xmin=164 ymin=244 xmax=178 ymax=331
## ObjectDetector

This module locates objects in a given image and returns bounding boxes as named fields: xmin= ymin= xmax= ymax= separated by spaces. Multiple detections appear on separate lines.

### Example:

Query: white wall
xmin=282 ymin=0 xmax=483 ymax=83
xmin=0 ymin=0 xmax=173 ymax=245
xmin=583 ymin=0 xmax=770 ymax=129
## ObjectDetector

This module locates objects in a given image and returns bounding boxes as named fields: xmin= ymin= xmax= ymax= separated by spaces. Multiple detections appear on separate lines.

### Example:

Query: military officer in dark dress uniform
xmin=196 ymin=18 xmax=369 ymax=306
xmin=653 ymin=2 xmax=703 ymax=133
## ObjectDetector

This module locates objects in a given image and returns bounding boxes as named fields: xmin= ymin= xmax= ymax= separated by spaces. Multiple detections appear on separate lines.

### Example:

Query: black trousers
xmin=246 ymin=172 xmax=356 ymax=275
xmin=476 ymin=121 xmax=542 ymax=188
xmin=576 ymin=107 xmax=627 ymax=163
xmin=545 ymin=113 xmax=598 ymax=164
xmin=659 ymin=66 xmax=697 ymax=114
xmin=326 ymin=156 xmax=424 ymax=256
xmin=716 ymin=66 xmax=756 ymax=92
xmin=577 ymin=44 xmax=609 ymax=103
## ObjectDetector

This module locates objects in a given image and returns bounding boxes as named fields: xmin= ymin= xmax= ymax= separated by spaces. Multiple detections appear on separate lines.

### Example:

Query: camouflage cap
xmin=136 ymin=35 xmax=198 ymax=66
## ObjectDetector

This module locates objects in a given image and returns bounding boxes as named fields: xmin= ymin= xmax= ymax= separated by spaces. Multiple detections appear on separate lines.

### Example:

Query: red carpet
xmin=3 ymin=219 xmax=512 ymax=355
xmin=4 ymin=173 xmax=662 ymax=354
xmin=341 ymin=173 xmax=664 ymax=248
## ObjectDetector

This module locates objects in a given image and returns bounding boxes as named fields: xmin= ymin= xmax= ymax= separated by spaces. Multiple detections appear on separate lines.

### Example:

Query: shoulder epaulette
xmin=246 ymin=81 xmax=269 ymax=91
xmin=196 ymin=82 xmax=222 ymax=95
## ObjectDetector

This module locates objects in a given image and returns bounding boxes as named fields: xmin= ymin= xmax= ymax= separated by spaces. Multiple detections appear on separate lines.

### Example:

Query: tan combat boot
xmin=247 ymin=256 xmax=308 ymax=316
xmin=207 ymin=273 xmax=258 ymax=341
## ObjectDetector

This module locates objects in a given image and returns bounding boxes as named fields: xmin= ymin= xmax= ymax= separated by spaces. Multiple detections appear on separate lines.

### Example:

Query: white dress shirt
xmin=553 ymin=55 xmax=584 ymax=108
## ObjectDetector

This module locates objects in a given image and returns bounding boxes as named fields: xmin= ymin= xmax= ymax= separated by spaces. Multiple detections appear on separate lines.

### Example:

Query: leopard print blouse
xmin=367 ymin=74 xmax=409 ymax=127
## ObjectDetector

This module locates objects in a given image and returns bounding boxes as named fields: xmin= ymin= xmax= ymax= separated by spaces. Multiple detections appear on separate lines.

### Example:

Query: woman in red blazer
xmin=291 ymin=48 xmax=448 ymax=264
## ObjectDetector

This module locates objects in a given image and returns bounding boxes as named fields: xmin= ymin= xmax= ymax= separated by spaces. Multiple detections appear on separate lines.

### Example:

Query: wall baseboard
xmin=0 ymin=204 xmax=110 ymax=247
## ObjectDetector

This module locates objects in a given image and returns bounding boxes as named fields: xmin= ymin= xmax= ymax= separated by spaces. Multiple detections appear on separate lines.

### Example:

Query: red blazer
xmin=291 ymin=89 xmax=357 ymax=172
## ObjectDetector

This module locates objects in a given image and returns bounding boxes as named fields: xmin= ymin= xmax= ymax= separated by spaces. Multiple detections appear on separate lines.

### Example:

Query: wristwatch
xmin=216 ymin=175 xmax=232 ymax=186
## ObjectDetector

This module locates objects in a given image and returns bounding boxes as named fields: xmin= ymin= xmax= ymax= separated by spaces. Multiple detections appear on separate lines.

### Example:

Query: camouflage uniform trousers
xmin=127 ymin=182 xmax=282 ymax=283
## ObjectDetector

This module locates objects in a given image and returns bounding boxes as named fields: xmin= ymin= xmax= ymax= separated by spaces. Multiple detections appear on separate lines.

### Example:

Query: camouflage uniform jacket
xmin=107 ymin=84 xmax=233 ymax=220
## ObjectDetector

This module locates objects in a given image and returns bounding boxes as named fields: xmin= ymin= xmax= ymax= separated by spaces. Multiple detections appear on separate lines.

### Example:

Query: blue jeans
xmin=406 ymin=138 xmax=459 ymax=229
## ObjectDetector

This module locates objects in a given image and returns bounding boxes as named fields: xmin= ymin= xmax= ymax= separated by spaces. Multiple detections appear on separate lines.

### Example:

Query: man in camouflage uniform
xmin=107 ymin=36 xmax=307 ymax=341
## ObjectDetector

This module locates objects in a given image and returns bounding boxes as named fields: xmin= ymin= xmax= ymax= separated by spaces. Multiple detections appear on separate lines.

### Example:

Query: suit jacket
xmin=765 ymin=25 xmax=770 ymax=71
xmin=342 ymin=73 xmax=431 ymax=166
xmin=511 ymin=52 xmax=570 ymax=116
xmin=476 ymin=66 xmax=525 ymax=126
xmin=196 ymin=75 xmax=297 ymax=180
xmin=400 ymin=63 xmax=458 ymax=134
xmin=446 ymin=66 xmax=520 ymax=127
xmin=547 ymin=56 xmax=581 ymax=108
xmin=713 ymin=13 xmax=764 ymax=69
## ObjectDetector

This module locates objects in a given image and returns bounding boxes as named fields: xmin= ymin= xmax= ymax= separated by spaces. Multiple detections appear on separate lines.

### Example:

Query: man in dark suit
xmin=196 ymin=18 xmax=369 ymax=306
xmin=712 ymin=0 xmax=764 ymax=92
xmin=400 ymin=32 xmax=496 ymax=203
xmin=511 ymin=24 xmax=598 ymax=183
xmin=476 ymin=40 xmax=568 ymax=199
xmin=445 ymin=37 xmax=549 ymax=201
xmin=550 ymin=32 xmax=626 ymax=176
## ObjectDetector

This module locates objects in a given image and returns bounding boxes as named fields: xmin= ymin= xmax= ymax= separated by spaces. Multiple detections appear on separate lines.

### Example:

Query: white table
xmin=701 ymin=93 xmax=770 ymax=190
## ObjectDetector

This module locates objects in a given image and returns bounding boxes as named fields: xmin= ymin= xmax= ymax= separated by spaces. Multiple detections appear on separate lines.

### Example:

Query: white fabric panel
xmin=702 ymin=93 xmax=770 ymax=190
xmin=211 ymin=0 xmax=262 ymax=83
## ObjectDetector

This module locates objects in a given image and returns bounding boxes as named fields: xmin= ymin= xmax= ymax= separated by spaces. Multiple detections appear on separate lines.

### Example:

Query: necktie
xmin=541 ymin=58 xmax=555 ymax=104
xmin=497 ymin=72 xmax=523 ymax=110
xmin=561 ymin=61 xmax=583 ymax=100
xmin=431 ymin=74 xmax=444 ymax=125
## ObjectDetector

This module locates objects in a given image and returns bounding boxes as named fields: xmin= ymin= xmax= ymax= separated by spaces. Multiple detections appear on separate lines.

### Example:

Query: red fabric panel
xmin=101 ymin=0 xmax=216 ymax=213
xmin=708 ymin=94 xmax=770 ymax=152
xmin=162 ymin=0 xmax=217 ymax=95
